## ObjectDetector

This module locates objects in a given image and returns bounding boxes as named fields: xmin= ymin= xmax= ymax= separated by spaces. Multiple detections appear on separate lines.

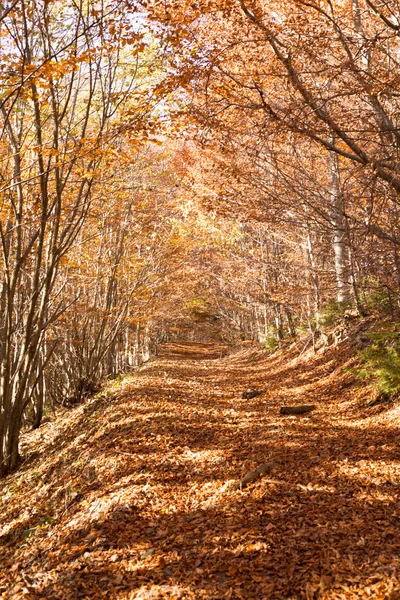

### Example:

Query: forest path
xmin=1 ymin=342 xmax=400 ymax=599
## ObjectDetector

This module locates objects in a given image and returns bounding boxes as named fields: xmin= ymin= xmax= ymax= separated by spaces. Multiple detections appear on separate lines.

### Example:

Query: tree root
xmin=228 ymin=462 xmax=276 ymax=491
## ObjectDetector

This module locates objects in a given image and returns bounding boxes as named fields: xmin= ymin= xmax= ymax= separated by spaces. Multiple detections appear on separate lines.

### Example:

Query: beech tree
xmin=153 ymin=0 xmax=400 ymax=330
xmin=0 ymin=0 xmax=167 ymax=473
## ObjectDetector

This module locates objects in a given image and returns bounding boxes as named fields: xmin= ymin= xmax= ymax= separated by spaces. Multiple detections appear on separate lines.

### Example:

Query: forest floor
xmin=1 ymin=334 xmax=400 ymax=600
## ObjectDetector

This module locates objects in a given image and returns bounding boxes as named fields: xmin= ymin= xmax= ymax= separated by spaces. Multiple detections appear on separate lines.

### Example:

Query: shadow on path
xmin=1 ymin=342 xmax=399 ymax=599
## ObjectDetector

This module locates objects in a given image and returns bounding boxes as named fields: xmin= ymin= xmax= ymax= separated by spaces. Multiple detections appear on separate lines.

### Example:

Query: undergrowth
xmin=356 ymin=326 xmax=400 ymax=397
xmin=319 ymin=299 xmax=353 ymax=328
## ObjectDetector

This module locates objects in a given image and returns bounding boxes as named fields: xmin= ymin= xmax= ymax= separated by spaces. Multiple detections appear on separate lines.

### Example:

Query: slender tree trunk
xmin=305 ymin=219 xmax=321 ymax=330
xmin=328 ymin=145 xmax=350 ymax=305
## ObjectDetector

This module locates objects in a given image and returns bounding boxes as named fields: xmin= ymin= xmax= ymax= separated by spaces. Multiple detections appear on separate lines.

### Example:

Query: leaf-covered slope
xmin=1 ymin=340 xmax=400 ymax=599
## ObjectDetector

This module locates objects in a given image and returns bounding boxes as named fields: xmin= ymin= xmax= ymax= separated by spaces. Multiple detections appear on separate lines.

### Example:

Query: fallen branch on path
xmin=228 ymin=462 xmax=276 ymax=491
xmin=242 ymin=389 xmax=264 ymax=399
xmin=280 ymin=404 xmax=316 ymax=415
xmin=368 ymin=392 xmax=390 ymax=407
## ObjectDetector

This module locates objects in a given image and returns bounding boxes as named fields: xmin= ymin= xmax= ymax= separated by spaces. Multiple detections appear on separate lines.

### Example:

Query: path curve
xmin=0 ymin=342 xmax=399 ymax=599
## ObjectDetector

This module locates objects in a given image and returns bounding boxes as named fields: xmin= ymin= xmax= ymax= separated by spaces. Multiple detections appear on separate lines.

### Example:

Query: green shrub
xmin=364 ymin=287 xmax=395 ymax=315
xmin=356 ymin=327 xmax=400 ymax=396
xmin=264 ymin=333 xmax=280 ymax=352
xmin=320 ymin=299 xmax=352 ymax=328
xmin=358 ymin=276 xmax=400 ymax=315
xmin=295 ymin=325 xmax=310 ymax=337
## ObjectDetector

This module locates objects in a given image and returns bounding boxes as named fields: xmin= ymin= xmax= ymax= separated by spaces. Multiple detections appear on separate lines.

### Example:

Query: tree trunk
xmin=328 ymin=146 xmax=350 ymax=305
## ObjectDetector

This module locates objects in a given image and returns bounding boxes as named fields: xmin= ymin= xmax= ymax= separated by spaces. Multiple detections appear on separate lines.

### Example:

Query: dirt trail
xmin=1 ymin=342 xmax=400 ymax=599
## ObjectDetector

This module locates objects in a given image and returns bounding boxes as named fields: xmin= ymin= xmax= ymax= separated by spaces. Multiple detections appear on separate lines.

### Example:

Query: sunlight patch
xmin=129 ymin=584 xmax=194 ymax=599
xmin=336 ymin=459 xmax=400 ymax=488
xmin=178 ymin=448 xmax=225 ymax=464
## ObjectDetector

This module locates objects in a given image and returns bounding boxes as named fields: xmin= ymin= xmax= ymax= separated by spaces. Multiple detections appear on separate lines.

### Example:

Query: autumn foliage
xmin=1 ymin=1 xmax=400 ymax=596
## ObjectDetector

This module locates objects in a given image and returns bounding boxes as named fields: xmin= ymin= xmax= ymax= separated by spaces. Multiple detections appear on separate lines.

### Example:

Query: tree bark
xmin=328 ymin=145 xmax=350 ymax=305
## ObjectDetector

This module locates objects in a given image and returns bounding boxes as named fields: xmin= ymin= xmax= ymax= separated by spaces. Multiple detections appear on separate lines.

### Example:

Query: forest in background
xmin=1 ymin=0 xmax=400 ymax=475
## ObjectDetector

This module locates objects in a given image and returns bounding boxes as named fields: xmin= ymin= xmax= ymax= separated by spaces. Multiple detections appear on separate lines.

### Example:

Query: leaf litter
xmin=0 ymin=340 xmax=400 ymax=599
